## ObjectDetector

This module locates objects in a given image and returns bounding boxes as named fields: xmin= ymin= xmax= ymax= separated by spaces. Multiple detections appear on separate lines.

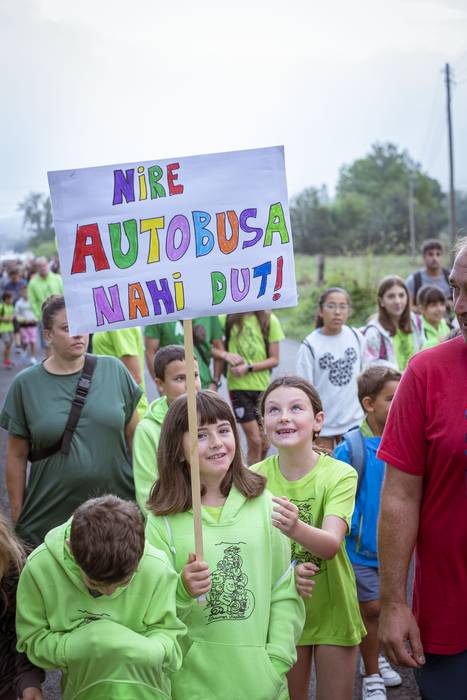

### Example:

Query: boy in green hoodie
xmin=16 ymin=495 xmax=186 ymax=700
xmin=132 ymin=345 xmax=201 ymax=515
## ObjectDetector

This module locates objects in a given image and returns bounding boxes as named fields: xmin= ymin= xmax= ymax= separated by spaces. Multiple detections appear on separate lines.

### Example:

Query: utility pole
xmin=445 ymin=62 xmax=457 ymax=262
xmin=408 ymin=174 xmax=416 ymax=257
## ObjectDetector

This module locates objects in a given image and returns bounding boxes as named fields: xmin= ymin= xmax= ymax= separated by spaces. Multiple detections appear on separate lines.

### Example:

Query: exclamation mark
xmin=272 ymin=256 xmax=283 ymax=301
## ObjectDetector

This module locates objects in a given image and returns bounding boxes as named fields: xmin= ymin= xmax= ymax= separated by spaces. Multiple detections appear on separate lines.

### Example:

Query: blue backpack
xmin=341 ymin=427 xmax=366 ymax=498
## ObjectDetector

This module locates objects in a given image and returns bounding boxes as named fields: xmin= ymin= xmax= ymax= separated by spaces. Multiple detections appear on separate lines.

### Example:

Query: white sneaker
xmin=362 ymin=674 xmax=386 ymax=699
xmin=378 ymin=655 xmax=402 ymax=687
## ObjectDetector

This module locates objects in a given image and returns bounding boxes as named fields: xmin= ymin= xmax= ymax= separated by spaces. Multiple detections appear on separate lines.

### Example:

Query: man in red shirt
xmin=377 ymin=238 xmax=467 ymax=699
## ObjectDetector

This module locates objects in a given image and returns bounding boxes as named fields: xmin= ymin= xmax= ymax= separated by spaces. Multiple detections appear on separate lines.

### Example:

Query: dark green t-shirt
xmin=0 ymin=356 xmax=142 ymax=546
xmin=144 ymin=317 xmax=223 ymax=388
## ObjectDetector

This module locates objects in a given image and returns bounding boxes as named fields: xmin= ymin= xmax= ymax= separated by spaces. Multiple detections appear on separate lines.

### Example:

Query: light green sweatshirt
xmin=146 ymin=486 xmax=305 ymax=700
xmin=16 ymin=519 xmax=186 ymax=700
xmin=132 ymin=396 xmax=169 ymax=514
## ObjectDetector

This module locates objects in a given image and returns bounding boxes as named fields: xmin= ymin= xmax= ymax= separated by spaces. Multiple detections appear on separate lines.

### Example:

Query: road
xmin=0 ymin=340 xmax=420 ymax=699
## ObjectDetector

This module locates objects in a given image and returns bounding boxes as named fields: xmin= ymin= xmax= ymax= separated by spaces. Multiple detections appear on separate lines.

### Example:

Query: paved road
xmin=0 ymin=341 xmax=420 ymax=699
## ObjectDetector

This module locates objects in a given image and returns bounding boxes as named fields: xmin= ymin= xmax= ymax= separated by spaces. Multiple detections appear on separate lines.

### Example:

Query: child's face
xmin=79 ymin=569 xmax=134 ymax=596
xmin=20 ymin=287 xmax=28 ymax=298
xmin=3 ymin=294 xmax=13 ymax=306
xmin=183 ymin=419 xmax=236 ymax=482
xmin=319 ymin=292 xmax=350 ymax=331
xmin=263 ymin=386 xmax=324 ymax=449
xmin=379 ymin=285 xmax=407 ymax=319
xmin=422 ymin=300 xmax=446 ymax=326
xmin=156 ymin=359 xmax=201 ymax=404
xmin=365 ymin=380 xmax=400 ymax=427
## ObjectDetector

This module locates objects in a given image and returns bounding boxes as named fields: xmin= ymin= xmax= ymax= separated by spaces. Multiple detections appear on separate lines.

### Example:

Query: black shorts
xmin=229 ymin=390 xmax=263 ymax=424
xmin=415 ymin=649 xmax=467 ymax=700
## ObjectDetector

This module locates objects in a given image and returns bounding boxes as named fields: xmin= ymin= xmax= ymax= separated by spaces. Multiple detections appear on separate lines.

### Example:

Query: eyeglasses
xmin=322 ymin=303 xmax=350 ymax=312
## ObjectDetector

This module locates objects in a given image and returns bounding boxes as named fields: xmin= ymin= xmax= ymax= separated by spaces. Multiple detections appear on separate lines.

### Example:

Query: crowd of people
xmin=0 ymin=236 xmax=465 ymax=700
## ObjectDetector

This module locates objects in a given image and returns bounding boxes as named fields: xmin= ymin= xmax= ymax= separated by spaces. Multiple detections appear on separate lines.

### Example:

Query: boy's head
xmin=153 ymin=344 xmax=201 ymax=404
xmin=357 ymin=366 xmax=401 ymax=431
xmin=2 ymin=291 xmax=13 ymax=304
xmin=69 ymin=495 xmax=144 ymax=596
xmin=416 ymin=284 xmax=446 ymax=325
xmin=19 ymin=286 xmax=28 ymax=299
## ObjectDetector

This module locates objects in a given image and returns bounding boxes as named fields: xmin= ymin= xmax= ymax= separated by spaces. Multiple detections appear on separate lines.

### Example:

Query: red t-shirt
xmin=378 ymin=336 xmax=467 ymax=655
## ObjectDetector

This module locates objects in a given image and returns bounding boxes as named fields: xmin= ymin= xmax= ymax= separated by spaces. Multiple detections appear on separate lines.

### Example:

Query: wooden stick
xmin=183 ymin=319 xmax=204 ymax=562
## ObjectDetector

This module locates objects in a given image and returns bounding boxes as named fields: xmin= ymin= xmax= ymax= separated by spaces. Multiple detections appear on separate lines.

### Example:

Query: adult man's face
xmin=450 ymin=248 xmax=467 ymax=342
xmin=423 ymin=247 xmax=442 ymax=273
xmin=36 ymin=259 xmax=49 ymax=278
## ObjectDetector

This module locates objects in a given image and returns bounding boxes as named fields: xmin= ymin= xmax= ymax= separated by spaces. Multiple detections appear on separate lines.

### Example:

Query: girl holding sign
xmin=254 ymin=376 xmax=365 ymax=700
xmin=145 ymin=390 xmax=305 ymax=700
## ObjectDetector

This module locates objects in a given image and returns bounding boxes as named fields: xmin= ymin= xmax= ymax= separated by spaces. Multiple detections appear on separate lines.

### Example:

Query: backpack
xmin=302 ymin=327 xmax=365 ymax=367
xmin=413 ymin=268 xmax=452 ymax=301
xmin=342 ymin=427 xmax=366 ymax=498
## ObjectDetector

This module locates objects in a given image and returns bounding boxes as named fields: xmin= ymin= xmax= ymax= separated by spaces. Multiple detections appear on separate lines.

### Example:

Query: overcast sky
xmin=1 ymin=0 xmax=467 ymax=222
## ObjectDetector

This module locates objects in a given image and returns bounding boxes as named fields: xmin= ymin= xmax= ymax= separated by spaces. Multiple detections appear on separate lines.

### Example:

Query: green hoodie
xmin=145 ymin=486 xmax=305 ymax=700
xmin=16 ymin=519 xmax=186 ymax=700
xmin=133 ymin=396 xmax=169 ymax=514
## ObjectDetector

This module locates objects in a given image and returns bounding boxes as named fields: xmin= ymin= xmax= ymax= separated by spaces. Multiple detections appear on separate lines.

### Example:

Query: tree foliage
xmin=290 ymin=142 xmax=447 ymax=254
xmin=17 ymin=192 xmax=55 ymax=249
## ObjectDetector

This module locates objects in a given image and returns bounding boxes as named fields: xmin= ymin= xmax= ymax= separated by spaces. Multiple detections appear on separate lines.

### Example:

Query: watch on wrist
xmin=246 ymin=364 xmax=254 ymax=373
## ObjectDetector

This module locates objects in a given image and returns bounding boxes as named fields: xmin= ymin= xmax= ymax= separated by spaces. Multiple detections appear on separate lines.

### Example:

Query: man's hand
xmin=182 ymin=553 xmax=211 ymax=598
xmin=295 ymin=562 xmax=319 ymax=598
xmin=379 ymin=601 xmax=425 ymax=668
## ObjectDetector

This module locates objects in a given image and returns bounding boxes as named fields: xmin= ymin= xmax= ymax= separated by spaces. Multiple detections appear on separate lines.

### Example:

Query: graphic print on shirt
xmin=291 ymin=500 xmax=326 ymax=574
xmin=319 ymin=348 xmax=357 ymax=387
xmin=77 ymin=610 xmax=111 ymax=626
xmin=206 ymin=543 xmax=255 ymax=624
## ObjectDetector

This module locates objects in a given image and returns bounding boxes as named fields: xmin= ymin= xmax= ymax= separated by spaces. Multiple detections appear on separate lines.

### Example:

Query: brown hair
xmin=154 ymin=344 xmax=186 ymax=380
xmin=357 ymin=366 xmax=401 ymax=406
xmin=416 ymin=284 xmax=446 ymax=307
xmin=225 ymin=311 xmax=270 ymax=351
xmin=70 ymin=496 xmax=145 ymax=584
xmin=148 ymin=391 xmax=266 ymax=515
xmin=258 ymin=375 xmax=324 ymax=441
xmin=315 ymin=287 xmax=351 ymax=328
xmin=377 ymin=276 xmax=412 ymax=335
xmin=41 ymin=294 xmax=66 ymax=330
xmin=0 ymin=512 xmax=26 ymax=612
xmin=421 ymin=238 xmax=443 ymax=255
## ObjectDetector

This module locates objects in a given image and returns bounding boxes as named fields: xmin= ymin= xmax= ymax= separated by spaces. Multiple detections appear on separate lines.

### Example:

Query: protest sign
xmin=48 ymin=146 xmax=297 ymax=336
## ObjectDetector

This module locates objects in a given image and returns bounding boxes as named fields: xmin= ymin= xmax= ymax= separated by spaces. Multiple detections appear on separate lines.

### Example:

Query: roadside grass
xmin=276 ymin=253 xmax=418 ymax=340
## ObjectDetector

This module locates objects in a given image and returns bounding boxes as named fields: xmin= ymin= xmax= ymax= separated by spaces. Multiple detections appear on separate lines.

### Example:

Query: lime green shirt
xmin=422 ymin=317 xmax=450 ymax=349
xmin=0 ymin=303 xmax=14 ymax=333
xmin=92 ymin=327 xmax=148 ymax=418
xmin=393 ymin=329 xmax=415 ymax=371
xmin=222 ymin=313 xmax=284 ymax=392
xmin=27 ymin=272 xmax=64 ymax=320
xmin=253 ymin=453 xmax=365 ymax=646
xmin=202 ymin=505 xmax=223 ymax=523
xmin=144 ymin=317 xmax=223 ymax=389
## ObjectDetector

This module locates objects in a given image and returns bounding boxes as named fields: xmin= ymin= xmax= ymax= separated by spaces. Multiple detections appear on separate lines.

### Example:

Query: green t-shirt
xmin=253 ymin=453 xmax=365 ymax=646
xmin=0 ymin=303 xmax=14 ymax=333
xmin=0 ymin=357 xmax=142 ymax=546
xmin=92 ymin=327 xmax=148 ymax=418
xmin=393 ymin=329 xmax=415 ymax=371
xmin=144 ymin=317 xmax=223 ymax=389
xmin=222 ymin=313 xmax=284 ymax=392
xmin=27 ymin=272 xmax=64 ymax=320
xmin=422 ymin=317 xmax=450 ymax=349
xmin=202 ymin=504 xmax=223 ymax=523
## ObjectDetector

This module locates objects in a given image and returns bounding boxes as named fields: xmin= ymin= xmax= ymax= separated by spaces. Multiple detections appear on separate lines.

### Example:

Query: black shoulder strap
xmin=413 ymin=271 xmax=422 ymax=300
xmin=28 ymin=354 xmax=97 ymax=462
xmin=302 ymin=339 xmax=315 ymax=360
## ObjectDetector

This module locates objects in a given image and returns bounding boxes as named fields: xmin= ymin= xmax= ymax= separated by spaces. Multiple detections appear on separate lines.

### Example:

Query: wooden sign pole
xmin=183 ymin=319 xmax=204 ymax=562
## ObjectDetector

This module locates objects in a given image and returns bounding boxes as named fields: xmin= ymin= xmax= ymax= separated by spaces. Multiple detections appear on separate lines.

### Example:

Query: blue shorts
xmin=352 ymin=563 xmax=379 ymax=602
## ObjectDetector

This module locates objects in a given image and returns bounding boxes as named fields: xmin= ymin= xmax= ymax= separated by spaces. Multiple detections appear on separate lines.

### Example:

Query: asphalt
xmin=0 ymin=340 xmax=420 ymax=699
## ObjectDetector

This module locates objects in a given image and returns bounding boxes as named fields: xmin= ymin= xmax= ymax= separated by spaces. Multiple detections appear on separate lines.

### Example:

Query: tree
xmin=17 ymin=192 xmax=55 ymax=248
xmin=289 ymin=187 xmax=337 ymax=254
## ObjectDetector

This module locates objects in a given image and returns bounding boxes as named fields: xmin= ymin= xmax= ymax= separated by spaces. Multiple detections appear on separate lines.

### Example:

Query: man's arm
xmin=378 ymin=465 xmax=425 ymax=668
xmin=144 ymin=336 xmax=160 ymax=382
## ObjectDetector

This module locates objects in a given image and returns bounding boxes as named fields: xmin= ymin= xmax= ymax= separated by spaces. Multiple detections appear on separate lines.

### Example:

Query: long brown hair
xmin=148 ymin=391 xmax=266 ymax=515
xmin=377 ymin=276 xmax=412 ymax=335
xmin=258 ymin=375 xmax=324 ymax=442
xmin=225 ymin=311 xmax=270 ymax=353
xmin=0 ymin=513 xmax=26 ymax=612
